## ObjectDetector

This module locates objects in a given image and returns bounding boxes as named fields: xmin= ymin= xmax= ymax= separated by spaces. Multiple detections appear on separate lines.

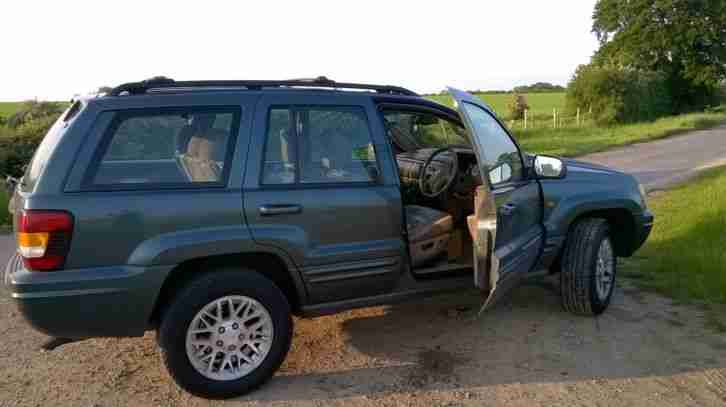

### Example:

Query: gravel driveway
xmin=2 ymin=126 xmax=726 ymax=406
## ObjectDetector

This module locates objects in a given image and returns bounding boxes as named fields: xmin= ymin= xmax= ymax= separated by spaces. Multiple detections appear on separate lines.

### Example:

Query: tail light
xmin=16 ymin=210 xmax=73 ymax=271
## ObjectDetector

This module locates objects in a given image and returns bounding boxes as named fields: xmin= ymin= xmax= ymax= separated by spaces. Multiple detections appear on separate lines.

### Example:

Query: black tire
xmin=157 ymin=269 xmax=292 ymax=399
xmin=560 ymin=218 xmax=616 ymax=316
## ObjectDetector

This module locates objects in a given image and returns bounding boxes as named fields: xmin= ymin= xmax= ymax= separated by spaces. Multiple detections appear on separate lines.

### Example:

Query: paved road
xmin=580 ymin=124 xmax=726 ymax=192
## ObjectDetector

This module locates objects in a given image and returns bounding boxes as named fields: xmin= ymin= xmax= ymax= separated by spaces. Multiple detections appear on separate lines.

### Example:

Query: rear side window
xmin=262 ymin=106 xmax=379 ymax=185
xmin=85 ymin=107 xmax=240 ymax=189
xmin=262 ymin=109 xmax=296 ymax=184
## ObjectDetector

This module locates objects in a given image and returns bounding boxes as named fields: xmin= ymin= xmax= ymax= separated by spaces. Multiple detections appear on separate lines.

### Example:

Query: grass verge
xmin=427 ymin=92 xmax=565 ymax=118
xmin=514 ymin=107 xmax=726 ymax=157
xmin=623 ymin=166 xmax=726 ymax=331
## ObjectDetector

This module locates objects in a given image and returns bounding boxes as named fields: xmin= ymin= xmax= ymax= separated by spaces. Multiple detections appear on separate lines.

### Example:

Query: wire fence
xmin=506 ymin=108 xmax=594 ymax=130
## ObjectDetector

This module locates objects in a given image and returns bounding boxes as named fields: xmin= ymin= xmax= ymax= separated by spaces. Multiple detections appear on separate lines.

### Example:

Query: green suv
xmin=4 ymin=77 xmax=653 ymax=399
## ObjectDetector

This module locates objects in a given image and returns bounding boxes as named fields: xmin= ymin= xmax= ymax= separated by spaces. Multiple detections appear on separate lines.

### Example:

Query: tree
xmin=513 ymin=82 xmax=565 ymax=93
xmin=507 ymin=94 xmax=529 ymax=120
xmin=566 ymin=64 xmax=672 ymax=124
xmin=592 ymin=0 xmax=726 ymax=111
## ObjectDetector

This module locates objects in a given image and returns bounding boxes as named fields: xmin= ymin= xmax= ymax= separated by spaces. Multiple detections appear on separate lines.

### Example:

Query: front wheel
xmin=560 ymin=218 xmax=616 ymax=316
xmin=157 ymin=270 xmax=292 ymax=399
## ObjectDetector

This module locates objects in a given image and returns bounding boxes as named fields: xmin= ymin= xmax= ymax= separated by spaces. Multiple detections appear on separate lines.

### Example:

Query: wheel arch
xmin=149 ymin=251 xmax=307 ymax=327
xmin=568 ymin=208 xmax=638 ymax=257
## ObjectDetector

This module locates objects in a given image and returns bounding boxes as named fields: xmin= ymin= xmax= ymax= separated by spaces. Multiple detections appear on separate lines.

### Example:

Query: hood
xmin=561 ymin=158 xmax=623 ymax=175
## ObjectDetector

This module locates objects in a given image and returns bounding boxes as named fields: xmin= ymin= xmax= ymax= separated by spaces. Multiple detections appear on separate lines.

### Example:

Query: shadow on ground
xmin=237 ymin=276 xmax=726 ymax=403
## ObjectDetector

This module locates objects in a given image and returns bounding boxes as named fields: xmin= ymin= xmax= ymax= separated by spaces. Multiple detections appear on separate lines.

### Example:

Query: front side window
xmin=262 ymin=106 xmax=379 ymax=185
xmin=460 ymin=102 xmax=523 ymax=186
xmin=382 ymin=111 xmax=469 ymax=151
xmin=87 ymin=107 xmax=239 ymax=187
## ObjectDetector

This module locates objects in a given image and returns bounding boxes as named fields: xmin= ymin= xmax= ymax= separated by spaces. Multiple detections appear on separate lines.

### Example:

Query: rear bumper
xmin=4 ymin=253 xmax=172 ymax=338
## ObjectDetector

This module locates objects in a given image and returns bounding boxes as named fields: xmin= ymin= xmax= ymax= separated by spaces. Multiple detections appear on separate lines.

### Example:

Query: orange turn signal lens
xmin=17 ymin=232 xmax=50 ymax=258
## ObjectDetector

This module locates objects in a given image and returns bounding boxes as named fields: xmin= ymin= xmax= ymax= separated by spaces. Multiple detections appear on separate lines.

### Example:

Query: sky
xmin=0 ymin=0 xmax=599 ymax=101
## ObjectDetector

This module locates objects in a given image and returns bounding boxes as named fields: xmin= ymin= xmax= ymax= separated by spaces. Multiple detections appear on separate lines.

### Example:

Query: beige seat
xmin=178 ymin=129 xmax=228 ymax=182
xmin=406 ymin=205 xmax=454 ymax=267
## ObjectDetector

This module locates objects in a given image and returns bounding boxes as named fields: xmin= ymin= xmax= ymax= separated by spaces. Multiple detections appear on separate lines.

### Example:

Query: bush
xmin=507 ymin=93 xmax=529 ymax=120
xmin=6 ymin=101 xmax=64 ymax=128
xmin=0 ymin=101 xmax=63 ymax=178
xmin=513 ymin=82 xmax=565 ymax=93
xmin=566 ymin=64 xmax=673 ymax=125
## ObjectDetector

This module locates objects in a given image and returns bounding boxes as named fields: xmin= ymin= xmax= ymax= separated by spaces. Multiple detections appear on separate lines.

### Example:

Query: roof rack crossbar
xmin=109 ymin=76 xmax=418 ymax=97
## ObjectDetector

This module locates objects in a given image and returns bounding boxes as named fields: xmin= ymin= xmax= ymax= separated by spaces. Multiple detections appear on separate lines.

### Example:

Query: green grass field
xmin=512 ymin=107 xmax=726 ymax=157
xmin=0 ymin=102 xmax=23 ymax=118
xmin=427 ymin=92 xmax=566 ymax=119
xmin=624 ymin=166 xmax=726 ymax=330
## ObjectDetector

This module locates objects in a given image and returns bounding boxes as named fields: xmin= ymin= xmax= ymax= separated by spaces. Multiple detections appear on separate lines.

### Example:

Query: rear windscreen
xmin=21 ymin=102 xmax=82 ymax=192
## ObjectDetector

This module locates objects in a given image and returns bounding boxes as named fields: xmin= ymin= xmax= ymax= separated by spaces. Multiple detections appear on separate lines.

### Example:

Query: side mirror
xmin=533 ymin=155 xmax=566 ymax=179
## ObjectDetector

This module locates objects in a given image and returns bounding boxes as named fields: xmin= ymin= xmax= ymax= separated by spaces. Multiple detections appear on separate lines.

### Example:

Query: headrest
xmin=186 ymin=128 xmax=228 ymax=161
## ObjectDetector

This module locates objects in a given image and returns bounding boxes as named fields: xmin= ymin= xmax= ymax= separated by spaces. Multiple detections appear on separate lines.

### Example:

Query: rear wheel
xmin=157 ymin=270 xmax=292 ymax=399
xmin=560 ymin=218 xmax=616 ymax=316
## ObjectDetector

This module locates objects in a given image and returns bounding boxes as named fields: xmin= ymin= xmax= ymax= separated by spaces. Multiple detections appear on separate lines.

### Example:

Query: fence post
xmin=524 ymin=109 xmax=528 ymax=129
xmin=576 ymin=108 xmax=580 ymax=127
xmin=553 ymin=108 xmax=557 ymax=129
xmin=589 ymin=106 xmax=593 ymax=125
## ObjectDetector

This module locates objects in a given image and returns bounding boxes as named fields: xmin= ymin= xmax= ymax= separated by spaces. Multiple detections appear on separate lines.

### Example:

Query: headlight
xmin=638 ymin=183 xmax=648 ymax=207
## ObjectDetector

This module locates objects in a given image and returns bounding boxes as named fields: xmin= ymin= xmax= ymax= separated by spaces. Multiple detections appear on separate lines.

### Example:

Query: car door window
xmin=261 ymin=106 xmax=379 ymax=185
xmin=262 ymin=108 xmax=296 ymax=184
xmin=459 ymin=102 xmax=523 ymax=186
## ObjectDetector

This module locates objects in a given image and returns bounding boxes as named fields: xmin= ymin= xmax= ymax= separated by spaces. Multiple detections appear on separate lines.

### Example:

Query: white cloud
xmin=0 ymin=0 xmax=599 ymax=100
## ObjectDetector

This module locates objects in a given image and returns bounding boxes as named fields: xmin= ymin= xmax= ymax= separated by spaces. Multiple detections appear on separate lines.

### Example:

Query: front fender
xmin=538 ymin=171 xmax=644 ymax=265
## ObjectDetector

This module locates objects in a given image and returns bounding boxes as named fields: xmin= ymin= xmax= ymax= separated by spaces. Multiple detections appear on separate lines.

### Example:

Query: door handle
xmin=259 ymin=204 xmax=303 ymax=216
xmin=499 ymin=203 xmax=516 ymax=216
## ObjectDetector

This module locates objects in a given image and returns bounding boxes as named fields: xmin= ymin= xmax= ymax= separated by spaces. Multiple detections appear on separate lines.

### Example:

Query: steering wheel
xmin=418 ymin=147 xmax=459 ymax=198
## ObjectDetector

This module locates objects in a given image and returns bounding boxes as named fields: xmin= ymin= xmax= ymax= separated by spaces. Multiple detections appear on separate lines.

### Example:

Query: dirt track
xmin=2 ymin=270 xmax=726 ymax=406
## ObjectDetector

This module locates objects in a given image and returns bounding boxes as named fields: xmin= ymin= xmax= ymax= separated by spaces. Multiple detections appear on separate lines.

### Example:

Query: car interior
xmin=383 ymin=109 xmax=485 ymax=275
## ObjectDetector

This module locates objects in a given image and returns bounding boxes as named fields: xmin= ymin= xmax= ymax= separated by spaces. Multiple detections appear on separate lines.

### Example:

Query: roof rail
xmin=108 ymin=76 xmax=418 ymax=97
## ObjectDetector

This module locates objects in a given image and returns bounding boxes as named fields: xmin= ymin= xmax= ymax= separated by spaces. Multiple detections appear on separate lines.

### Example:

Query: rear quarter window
xmin=83 ymin=106 xmax=241 ymax=190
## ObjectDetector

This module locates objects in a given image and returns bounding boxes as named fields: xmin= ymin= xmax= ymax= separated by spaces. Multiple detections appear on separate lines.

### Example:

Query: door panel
xmin=243 ymin=94 xmax=405 ymax=304
xmin=448 ymin=87 xmax=543 ymax=309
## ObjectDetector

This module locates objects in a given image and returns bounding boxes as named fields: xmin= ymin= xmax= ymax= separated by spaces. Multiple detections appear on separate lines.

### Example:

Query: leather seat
xmin=178 ymin=128 xmax=228 ymax=182
xmin=406 ymin=205 xmax=454 ymax=267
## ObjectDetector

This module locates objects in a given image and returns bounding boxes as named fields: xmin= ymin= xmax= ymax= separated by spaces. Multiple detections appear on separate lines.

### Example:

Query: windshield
xmin=382 ymin=111 xmax=470 ymax=152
